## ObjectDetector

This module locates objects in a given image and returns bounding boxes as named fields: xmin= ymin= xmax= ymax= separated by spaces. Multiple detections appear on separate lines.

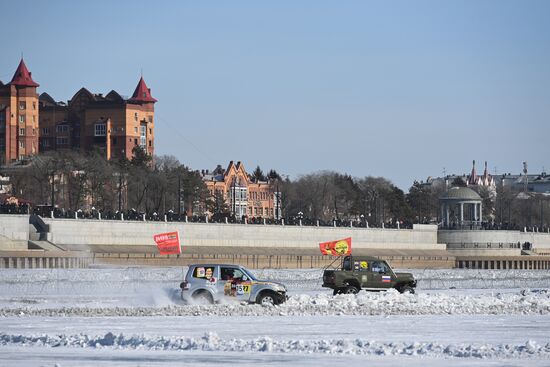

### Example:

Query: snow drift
xmin=1 ymin=331 xmax=549 ymax=359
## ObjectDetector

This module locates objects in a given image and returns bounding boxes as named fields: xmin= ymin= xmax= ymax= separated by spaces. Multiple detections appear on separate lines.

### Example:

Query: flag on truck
xmin=319 ymin=237 xmax=352 ymax=256
xmin=153 ymin=231 xmax=181 ymax=255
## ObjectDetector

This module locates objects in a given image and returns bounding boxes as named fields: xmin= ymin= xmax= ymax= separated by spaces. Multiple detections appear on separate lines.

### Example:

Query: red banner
xmin=319 ymin=237 xmax=352 ymax=256
xmin=153 ymin=231 xmax=181 ymax=255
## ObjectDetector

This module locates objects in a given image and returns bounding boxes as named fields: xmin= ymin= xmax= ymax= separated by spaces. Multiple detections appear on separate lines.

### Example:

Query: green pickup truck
xmin=322 ymin=256 xmax=417 ymax=295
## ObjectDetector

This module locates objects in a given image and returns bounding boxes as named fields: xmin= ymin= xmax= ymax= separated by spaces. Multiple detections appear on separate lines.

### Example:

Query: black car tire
xmin=192 ymin=290 xmax=214 ymax=304
xmin=333 ymin=288 xmax=343 ymax=296
xmin=344 ymin=285 xmax=360 ymax=294
xmin=399 ymin=285 xmax=415 ymax=294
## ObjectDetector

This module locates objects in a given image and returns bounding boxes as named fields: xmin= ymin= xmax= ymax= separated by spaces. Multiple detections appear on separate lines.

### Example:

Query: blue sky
xmin=2 ymin=0 xmax=549 ymax=189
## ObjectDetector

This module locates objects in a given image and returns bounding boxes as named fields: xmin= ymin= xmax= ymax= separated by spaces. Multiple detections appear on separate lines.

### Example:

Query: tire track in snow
xmin=2 ymin=290 xmax=550 ymax=317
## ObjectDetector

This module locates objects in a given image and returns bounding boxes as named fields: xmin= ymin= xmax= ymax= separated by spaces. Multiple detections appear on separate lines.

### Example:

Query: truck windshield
xmin=342 ymin=257 xmax=352 ymax=270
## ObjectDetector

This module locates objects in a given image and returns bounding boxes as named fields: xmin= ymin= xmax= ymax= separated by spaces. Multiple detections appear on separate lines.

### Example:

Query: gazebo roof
xmin=440 ymin=186 xmax=482 ymax=201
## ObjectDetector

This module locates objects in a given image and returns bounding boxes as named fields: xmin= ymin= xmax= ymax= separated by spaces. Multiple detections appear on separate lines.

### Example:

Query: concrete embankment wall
xmin=92 ymin=252 xmax=455 ymax=269
xmin=439 ymin=230 xmax=550 ymax=255
xmin=0 ymin=250 xmax=92 ymax=269
xmin=0 ymin=215 xmax=30 ymax=251
xmin=38 ymin=219 xmax=451 ymax=268
xmin=455 ymin=256 xmax=550 ymax=270
xmin=41 ymin=219 xmax=445 ymax=253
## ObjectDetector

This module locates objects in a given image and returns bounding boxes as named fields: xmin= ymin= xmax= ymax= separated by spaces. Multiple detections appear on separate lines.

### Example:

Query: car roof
xmin=188 ymin=264 xmax=242 ymax=268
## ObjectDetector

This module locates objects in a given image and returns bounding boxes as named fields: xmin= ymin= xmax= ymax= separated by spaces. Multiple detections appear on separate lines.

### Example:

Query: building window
xmin=134 ymin=127 xmax=138 ymax=133
xmin=42 ymin=139 xmax=50 ymax=147
xmin=94 ymin=123 xmax=106 ymax=136
xmin=113 ymin=137 xmax=117 ymax=145
xmin=19 ymin=141 xmax=25 ymax=149
xmin=32 ymin=115 xmax=35 ymax=123
xmin=56 ymin=137 xmax=68 ymax=145
xmin=56 ymin=125 xmax=69 ymax=133
xmin=140 ymin=125 xmax=146 ymax=147
xmin=148 ymin=140 xmax=152 ymax=147
xmin=19 ymin=115 xmax=25 ymax=123
xmin=19 ymin=101 xmax=26 ymax=110
xmin=134 ymin=138 xmax=138 ymax=145
xmin=19 ymin=128 xmax=25 ymax=136
xmin=33 ymin=102 xmax=36 ymax=110
xmin=148 ymin=116 xmax=153 ymax=123
xmin=32 ymin=128 xmax=36 ymax=136
xmin=134 ymin=112 xmax=138 ymax=121
xmin=149 ymin=128 xmax=152 ymax=134
xmin=42 ymin=127 xmax=50 ymax=135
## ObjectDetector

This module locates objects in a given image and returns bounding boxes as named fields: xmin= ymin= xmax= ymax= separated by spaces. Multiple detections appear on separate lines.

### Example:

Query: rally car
xmin=180 ymin=264 xmax=288 ymax=305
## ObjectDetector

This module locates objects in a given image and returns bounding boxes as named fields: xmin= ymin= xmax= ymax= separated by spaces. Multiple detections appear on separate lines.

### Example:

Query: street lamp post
xmin=177 ymin=175 xmax=181 ymax=216
xmin=540 ymin=197 xmax=544 ymax=230
xmin=275 ymin=181 xmax=280 ymax=221
xmin=232 ymin=179 xmax=236 ymax=218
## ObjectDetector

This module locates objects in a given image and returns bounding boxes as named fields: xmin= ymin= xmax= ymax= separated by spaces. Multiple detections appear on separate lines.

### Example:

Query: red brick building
xmin=0 ymin=59 xmax=40 ymax=164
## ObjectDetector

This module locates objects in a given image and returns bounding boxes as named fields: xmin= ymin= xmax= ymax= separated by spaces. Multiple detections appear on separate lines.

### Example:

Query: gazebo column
xmin=460 ymin=203 xmax=464 ymax=224
xmin=446 ymin=204 xmax=450 ymax=227
xmin=479 ymin=202 xmax=483 ymax=222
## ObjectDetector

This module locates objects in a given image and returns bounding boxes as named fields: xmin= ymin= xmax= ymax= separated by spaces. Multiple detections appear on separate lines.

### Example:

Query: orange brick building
xmin=202 ymin=161 xmax=281 ymax=219
xmin=39 ymin=77 xmax=157 ymax=160
xmin=0 ymin=59 xmax=40 ymax=164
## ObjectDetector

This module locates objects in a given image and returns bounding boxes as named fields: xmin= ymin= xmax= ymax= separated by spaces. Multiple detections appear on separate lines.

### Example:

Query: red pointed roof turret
xmin=467 ymin=160 xmax=478 ymax=185
xmin=9 ymin=59 xmax=39 ymax=88
xmin=128 ymin=77 xmax=157 ymax=103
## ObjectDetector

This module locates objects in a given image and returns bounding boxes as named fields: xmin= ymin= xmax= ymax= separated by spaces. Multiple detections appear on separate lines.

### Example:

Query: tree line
xmin=2 ymin=150 xmax=549 ymax=229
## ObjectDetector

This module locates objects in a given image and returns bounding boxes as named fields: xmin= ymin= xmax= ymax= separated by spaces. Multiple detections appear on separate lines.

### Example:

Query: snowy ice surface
xmin=0 ymin=267 xmax=549 ymax=366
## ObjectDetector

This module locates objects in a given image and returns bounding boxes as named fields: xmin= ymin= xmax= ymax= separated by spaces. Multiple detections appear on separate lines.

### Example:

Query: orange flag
xmin=319 ymin=237 xmax=352 ymax=256
xmin=153 ymin=231 xmax=181 ymax=255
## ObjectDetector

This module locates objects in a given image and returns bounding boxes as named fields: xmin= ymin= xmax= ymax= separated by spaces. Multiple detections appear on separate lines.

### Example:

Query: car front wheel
xmin=257 ymin=292 xmax=278 ymax=306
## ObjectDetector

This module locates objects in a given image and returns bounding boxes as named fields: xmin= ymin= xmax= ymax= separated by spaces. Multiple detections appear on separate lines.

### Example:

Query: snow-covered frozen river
xmin=1 ymin=267 xmax=549 ymax=366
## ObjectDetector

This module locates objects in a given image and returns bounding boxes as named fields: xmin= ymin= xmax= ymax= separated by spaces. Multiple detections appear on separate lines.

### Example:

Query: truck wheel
xmin=399 ymin=285 xmax=415 ymax=294
xmin=344 ymin=285 xmax=359 ymax=294
xmin=333 ymin=288 xmax=343 ymax=296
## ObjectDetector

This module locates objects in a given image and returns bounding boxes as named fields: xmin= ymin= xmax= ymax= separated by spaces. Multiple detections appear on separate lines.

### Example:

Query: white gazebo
xmin=440 ymin=187 xmax=483 ymax=228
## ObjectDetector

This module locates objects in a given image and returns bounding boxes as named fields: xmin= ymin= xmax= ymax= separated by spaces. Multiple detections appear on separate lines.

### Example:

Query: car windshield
xmin=240 ymin=267 xmax=258 ymax=281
